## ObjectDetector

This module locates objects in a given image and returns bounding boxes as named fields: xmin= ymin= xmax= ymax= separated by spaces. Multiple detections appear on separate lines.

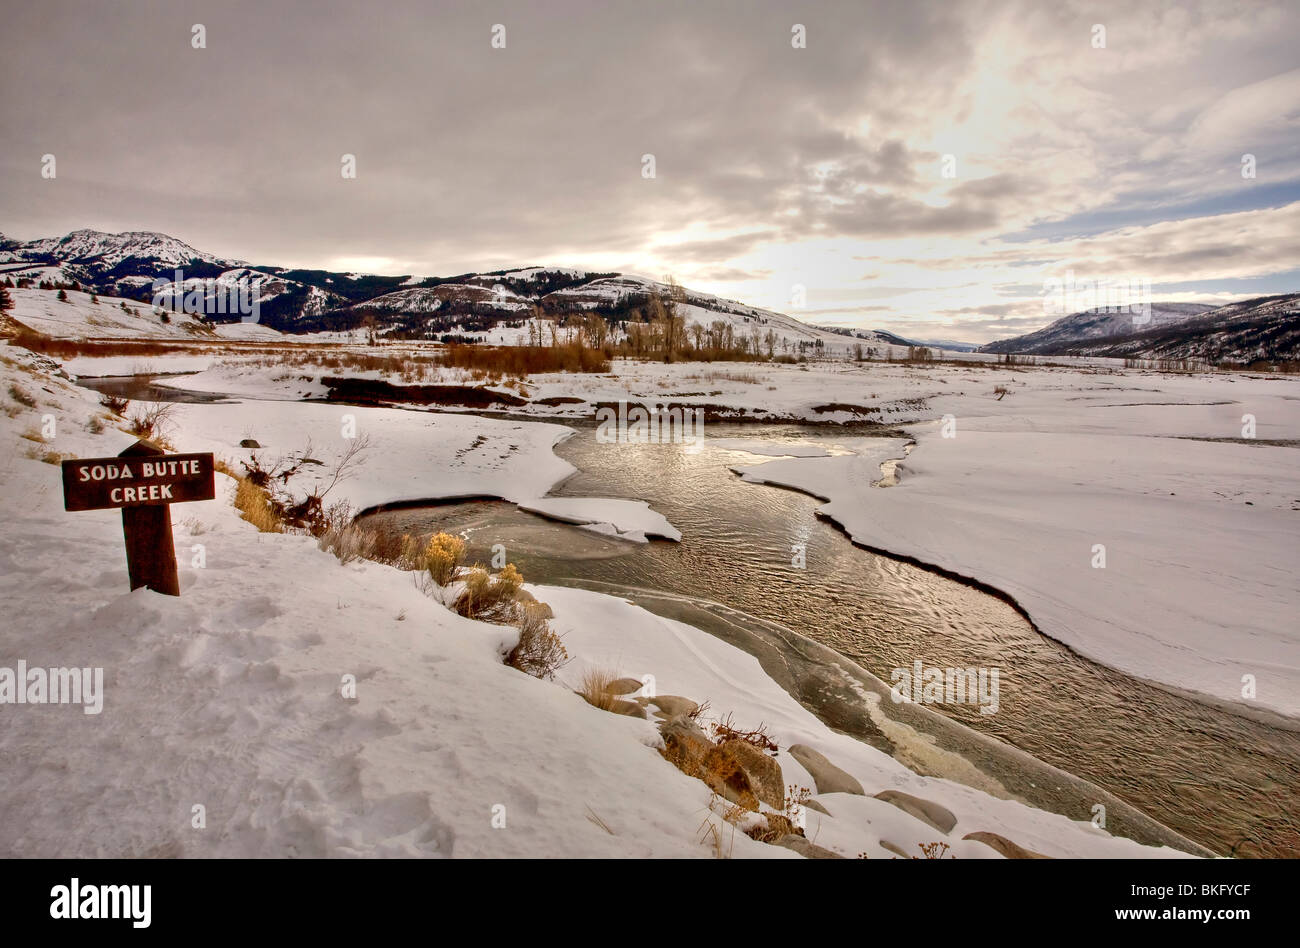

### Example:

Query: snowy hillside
xmin=16 ymin=228 xmax=242 ymax=270
xmin=2 ymin=287 xmax=285 ymax=342
xmin=1062 ymin=294 xmax=1300 ymax=364
xmin=544 ymin=273 xmax=898 ymax=355
xmin=2 ymin=229 xmax=898 ymax=349
xmin=3 ymin=287 xmax=215 ymax=339
xmin=981 ymin=302 xmax=1217 ymax=355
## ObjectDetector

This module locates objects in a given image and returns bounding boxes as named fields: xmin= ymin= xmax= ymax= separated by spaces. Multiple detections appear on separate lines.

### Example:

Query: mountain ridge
xmin=0 ymin=228 xmax=896 ymax=353
xmin=981 ymin=295 xmax=1300 ymax=365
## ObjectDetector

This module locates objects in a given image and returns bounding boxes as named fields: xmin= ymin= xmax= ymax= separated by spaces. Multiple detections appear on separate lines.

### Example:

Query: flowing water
xmin=80 ymin=374 xmax=1298 ymax=858
xmin=362 ymin=423 xmax=1300 ymax=858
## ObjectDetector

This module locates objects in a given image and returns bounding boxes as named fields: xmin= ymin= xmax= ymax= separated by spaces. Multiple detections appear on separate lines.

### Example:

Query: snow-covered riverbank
xmin=730 ymin=387 xmax=1300 ymax=720
xmin=0 ymin=344 xmax=1195 ymax=857
xmin=157 ymin=349 xmax=1300 ymax=720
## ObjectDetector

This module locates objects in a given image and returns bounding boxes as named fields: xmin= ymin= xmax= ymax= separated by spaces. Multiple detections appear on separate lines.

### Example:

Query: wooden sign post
xmin=61 ymin=441 xmax=216 ymax=596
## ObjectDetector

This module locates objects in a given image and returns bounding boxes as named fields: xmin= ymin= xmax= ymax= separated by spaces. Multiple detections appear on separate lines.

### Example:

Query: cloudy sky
xmin=2 ymin=0 xmax=1298 ymax=343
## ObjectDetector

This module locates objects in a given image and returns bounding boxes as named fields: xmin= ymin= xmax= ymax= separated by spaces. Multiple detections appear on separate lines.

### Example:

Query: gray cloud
xmin=1 ymin=0 xmax=1296 ymax=339
xmin=689 ymin=266 xmax=773 ymax=282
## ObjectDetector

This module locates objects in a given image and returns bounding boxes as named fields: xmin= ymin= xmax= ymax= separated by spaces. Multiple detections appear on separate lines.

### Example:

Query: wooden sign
xmin=61 ymin=441 xmax=216 ymax=596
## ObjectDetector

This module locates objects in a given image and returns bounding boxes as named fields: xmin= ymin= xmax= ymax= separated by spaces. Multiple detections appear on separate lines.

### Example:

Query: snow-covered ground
xmin=156 ymin=349 xmax=1124 ymax=424
xmin=729 ymin=375 xmax=1300 ymax=720
xmin=62 ymin=354 xmax=220 ymax=377
xmin=145 ymin=352 xmax=1300 ymax=719
xmin=517 ymin=498 xmax=681 ymax=543
xmin=0 ymin=344 xmax=1196 ymax=858
xmin=5 ymin=288 xmax=218 ymax=339
xmin=158 ymin=400 xmax=680 ymax=543
xmin=4 ymin=286 xmax=287 ymax=344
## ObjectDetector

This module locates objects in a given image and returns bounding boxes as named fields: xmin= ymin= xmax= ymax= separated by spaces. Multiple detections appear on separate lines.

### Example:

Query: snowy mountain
xmin=981 ymin=302 xmax=1217 ymax=355
xmin=0 ymin=230 xmax=896 ymax=352
xmin=0 ymin=228 xmax=246 ymax=299
xmin=19 ymin=228 xmax=242 ymax=270
xmin=1050 ymin=294 xmax=1300 ymax=365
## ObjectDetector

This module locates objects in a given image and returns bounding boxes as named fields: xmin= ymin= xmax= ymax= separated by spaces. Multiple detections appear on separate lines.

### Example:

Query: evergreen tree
xmin=57 ymin=289 xmax=68 ymax=302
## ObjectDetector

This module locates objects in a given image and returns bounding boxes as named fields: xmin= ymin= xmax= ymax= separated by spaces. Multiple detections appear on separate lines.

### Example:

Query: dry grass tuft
xmin=576 ymin=667 xmax=620 ymax=712
xmin=745 ymin=812 xmax=799 ymax=844
xmin=317 ymin=522 xmax=379 ymax=564
xmin=24 ymin=444 xmax=67 ymax=464
xmin=915 ymin=841 xmax=953 ymax=859
xmin=99 ymin=393 xmax=130 ymax=415
xmin=710 ymin=712 xmax=779 ymax=756
xmin=127 ymin=402 xmax=176 ymax=440
xmin=8 ymin=383 xmax=37 ymax=408
xmin=234 ymin=477 xmax=285 ymax=533
xmin=504 ymin=600 xmax=568 ymax=680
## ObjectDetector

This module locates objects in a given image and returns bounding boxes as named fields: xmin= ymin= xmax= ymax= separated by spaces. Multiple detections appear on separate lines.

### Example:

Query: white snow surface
xmin=546 ymin=586 xmax=1187 ymax=859
xmin=6 ymin=288 xmax=215 ymax=339
xmin=0 ymin=346 xmax=1195 ymax=858
xmin=63 ymin=355 xmax=219 ymax=378
xmin=517 ymin=497 xmax=682 ymax=543
xmin=710 ymin=438 xmax=834 ymax=458
xmin=159 ymin=399 xmax=681 ymax=542
xmin=79 ymin=351 xmax=1300 ymax=720
xmin=731 ymin=381 xmax=1300 ymax=718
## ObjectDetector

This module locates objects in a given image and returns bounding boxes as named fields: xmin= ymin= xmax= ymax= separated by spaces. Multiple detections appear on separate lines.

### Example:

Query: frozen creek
xmin=76 ymin=375 xmax=1297 ymax=857
xmin=362 ymin=421 xmax=1300 ymax=859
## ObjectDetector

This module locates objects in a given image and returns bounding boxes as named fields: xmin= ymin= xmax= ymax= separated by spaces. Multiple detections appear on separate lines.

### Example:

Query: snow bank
xmin=518 ymin=497 xmax=682 ymax=542
xmin=6 ymin=288 xmax=214 ymax=339
xmin=733 ymin=389 xmax=1300 ymax=719
xmin=710 ymin=438 xmax=833 ymax=458
xmin=161 ymin=400 xmax=679 ymax=543
xmin=0 ymin=349 xmax=766 ymax=858
xmin=544 ymin=585 xmax=1191 ymax=859
xmin=213 ymin=322 xmax=284 ymax=341
xmin=0 ymin=346 xmax=1192 ymax=857
xmin=63 ymin=355 xmax=218 ymax=378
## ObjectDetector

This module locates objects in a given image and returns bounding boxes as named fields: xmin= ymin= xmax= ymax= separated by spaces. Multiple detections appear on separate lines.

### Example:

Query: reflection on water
xmin=76 ymin=375 xmax=233 ymax=404
xmin=365 ymin=424 xmax=1300 ymax=858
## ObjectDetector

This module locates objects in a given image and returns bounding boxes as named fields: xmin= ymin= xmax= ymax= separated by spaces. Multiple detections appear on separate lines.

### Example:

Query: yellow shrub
xmin=424 ymin=531 xmax=466 ymax=586
xmin=454 ymin=563 xmax=523 ymax=621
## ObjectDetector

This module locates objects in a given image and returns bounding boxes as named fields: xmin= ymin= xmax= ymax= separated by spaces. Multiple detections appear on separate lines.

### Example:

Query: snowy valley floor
xmin=153 ymin=348 xmax=1300 ymax=721
xmin=0 ymin=344 xmax=1222 ymax=859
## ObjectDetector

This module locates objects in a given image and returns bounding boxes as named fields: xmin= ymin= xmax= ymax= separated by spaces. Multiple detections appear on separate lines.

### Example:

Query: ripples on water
xmin=361 ymin=425 xmax=1300 ymax=857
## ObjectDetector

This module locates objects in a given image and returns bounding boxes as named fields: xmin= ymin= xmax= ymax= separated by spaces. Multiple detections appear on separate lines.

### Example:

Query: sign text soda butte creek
xmin=61 ymin=440 xmax=215 ymax=596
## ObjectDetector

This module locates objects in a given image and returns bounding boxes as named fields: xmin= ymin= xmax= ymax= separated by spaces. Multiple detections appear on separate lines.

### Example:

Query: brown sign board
xmin=61 ymin=441 xmax=218 ymax=597
xmin=62 ymin=451 xmax=215 ymax=512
